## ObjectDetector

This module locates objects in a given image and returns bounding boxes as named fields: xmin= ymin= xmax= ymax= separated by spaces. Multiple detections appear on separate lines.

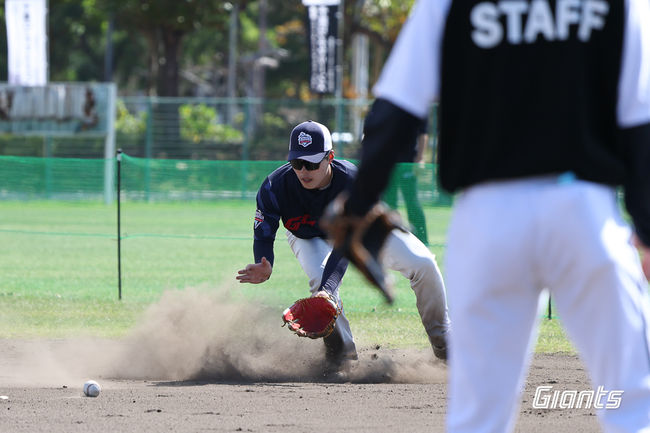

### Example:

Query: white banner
xmin=302 ymin=0 xmax=340 ymax=5
xmin=5 ymin=0 xmax=48 ymax=85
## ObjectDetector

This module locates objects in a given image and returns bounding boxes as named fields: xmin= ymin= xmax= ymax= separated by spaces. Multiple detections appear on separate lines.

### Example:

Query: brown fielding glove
xmin=282 ymin=293 xmax=340 ymax=339
xmin=321 ymin=192 xmax=407 ymax=304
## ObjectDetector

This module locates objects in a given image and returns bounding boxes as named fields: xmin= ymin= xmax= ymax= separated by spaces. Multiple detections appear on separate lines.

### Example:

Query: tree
xmin=1 ymin=0 xmax=413 ymax=98
xmin=345 ymin=0 xmax=415 ymax=91
xmin=97 ymin=0 xmax=246 ymax=97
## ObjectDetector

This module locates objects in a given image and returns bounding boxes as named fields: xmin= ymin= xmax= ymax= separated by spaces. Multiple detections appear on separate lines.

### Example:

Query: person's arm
xmin=633 ymin=236 xmax=650 ymax=281
xmin=621 ymin=124 xmax=650 ymax=251
xmin=316 ymin=249 xmax=349 ymax=296
xmin=618 ymin=0 xmax=650 ymax=280
xmin=622 ymin=126 xmax=650 ymax=282
xmin=346 ymin=99 xmax=423 ymax=216
xmin=236 ymin=180 xmax=281 ymax=284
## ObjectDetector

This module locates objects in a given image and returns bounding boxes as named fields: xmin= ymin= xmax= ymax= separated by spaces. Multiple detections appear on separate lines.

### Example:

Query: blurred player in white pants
xmin=333 ymin=0 xmax=650 ymax=431
xmin=446 ymin=179 xmax=650 ymax=432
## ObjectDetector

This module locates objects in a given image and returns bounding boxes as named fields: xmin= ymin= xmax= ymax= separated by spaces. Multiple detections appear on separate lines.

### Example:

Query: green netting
xmin=120 ymin=154 xmax=284 ymax=201
xmin=0 ymin=155 xmax=108 ymax=200
xmin=119 ymin=154 xmax=452 ymax=206
xmin=0 ymin=153 xmax=453 ymax=210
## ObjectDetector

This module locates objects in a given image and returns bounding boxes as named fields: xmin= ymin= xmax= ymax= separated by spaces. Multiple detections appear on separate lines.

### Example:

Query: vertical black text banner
xmin=303 ymin=0 xmax=340 ymax=94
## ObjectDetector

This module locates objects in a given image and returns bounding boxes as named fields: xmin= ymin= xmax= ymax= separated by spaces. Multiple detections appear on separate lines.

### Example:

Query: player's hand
xmin=633 ymin=235 xmax=650 ymax=281
xmin=236 ymin=257 xmax=272 ymax=284
xmin=312 ymin=289 xmax=334 ymax=300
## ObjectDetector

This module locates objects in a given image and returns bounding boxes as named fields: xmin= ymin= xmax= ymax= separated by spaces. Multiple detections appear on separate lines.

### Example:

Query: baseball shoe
xmin=323 ymin=332 xmax=357 ymax=379
xmin=429 ymin=335 xmax=447 ymax=361
xmin=324 ymin=329 xmax=358 ymax=363
xmin=433 ymin=344 xmax=447 ymax=361
xmin=324 ymin=346 xmax=358 ymax=371
xmin=322 ymin=353 xmax=356 ymax=383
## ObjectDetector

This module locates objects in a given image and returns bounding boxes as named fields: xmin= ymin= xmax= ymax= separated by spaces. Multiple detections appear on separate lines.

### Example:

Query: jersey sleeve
xmin=618 ymin=0 xmax=650 ymax=246
xmin=319 ymin=249 xmax=348 ymax=295
xmin=617 ymin=0 xmax=650 ymax=128
xmin=372 ymin=0 xmax=452 ymax=119
xmin=253 ymin=178 xmax=281 ymax=266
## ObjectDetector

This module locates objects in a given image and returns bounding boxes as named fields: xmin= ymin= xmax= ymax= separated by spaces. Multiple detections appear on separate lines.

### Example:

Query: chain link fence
xmin=0 ymin=97 xmax=438 ymax=162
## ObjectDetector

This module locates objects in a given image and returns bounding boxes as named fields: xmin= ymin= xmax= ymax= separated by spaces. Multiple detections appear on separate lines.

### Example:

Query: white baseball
xmin=83 ymin=380 xmax=101 ymax=397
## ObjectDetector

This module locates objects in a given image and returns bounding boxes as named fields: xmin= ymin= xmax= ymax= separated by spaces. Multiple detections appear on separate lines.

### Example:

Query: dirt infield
xmin=0 ymin=340 xmax=599 ymax=433
xmin=0 ymin=291 xmax=600 ymax=432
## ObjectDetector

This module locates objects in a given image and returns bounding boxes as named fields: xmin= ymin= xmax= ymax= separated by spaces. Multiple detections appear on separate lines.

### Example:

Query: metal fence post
xmin=145 ymin=99 xmax=153 ymax=201
xmin=116 ymin=148 xmax=123 ymax=300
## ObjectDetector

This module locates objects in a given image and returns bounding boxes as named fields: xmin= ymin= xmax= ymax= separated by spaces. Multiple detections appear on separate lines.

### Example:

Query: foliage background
xmin=0 ymin=0 xmax=417 ymax=98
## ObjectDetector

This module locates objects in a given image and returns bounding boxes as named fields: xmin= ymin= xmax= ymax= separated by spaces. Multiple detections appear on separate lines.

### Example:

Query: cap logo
xmin=297 ymin=132 xmax=312 ymax=148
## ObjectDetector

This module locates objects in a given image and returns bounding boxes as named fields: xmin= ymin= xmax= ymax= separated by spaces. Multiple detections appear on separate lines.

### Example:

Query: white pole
xmin=104 ymin=83 xmax=117 ymax=205
xmin=226 ymin=2 xmax=239 ymax=125
xmin=335 ymin=0 xmax=344 ymax=155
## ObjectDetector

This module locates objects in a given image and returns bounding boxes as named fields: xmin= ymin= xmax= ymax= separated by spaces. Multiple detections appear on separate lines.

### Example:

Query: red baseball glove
xmin=282 ymin=293 xmax=340 ymax=339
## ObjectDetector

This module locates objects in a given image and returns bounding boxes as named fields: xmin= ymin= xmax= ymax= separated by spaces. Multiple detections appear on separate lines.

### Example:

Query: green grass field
xmin=0 ymin=200 xmax=575 ymax=352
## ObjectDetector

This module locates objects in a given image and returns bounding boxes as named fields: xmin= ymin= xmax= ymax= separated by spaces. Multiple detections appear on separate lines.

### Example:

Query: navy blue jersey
xmin=252 ymin=159 xmax=357 ymax=292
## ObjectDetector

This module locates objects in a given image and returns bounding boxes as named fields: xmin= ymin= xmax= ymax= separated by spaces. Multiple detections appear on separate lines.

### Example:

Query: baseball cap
xmin=288 ymin=120 xmax=333 ymax=163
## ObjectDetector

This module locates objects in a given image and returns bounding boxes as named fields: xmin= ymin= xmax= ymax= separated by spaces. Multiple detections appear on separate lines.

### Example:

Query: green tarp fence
xmin=0 ymin=154 xmax=453 ymax=209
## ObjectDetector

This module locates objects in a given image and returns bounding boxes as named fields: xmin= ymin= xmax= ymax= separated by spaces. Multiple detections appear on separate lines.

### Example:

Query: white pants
xmin=445 ymin=178 xmax=650 ymax=433
xmin=286 ymin=229 xmax=450 ymax=357
xmin=381 ymin=229 xmax=450 ymax=346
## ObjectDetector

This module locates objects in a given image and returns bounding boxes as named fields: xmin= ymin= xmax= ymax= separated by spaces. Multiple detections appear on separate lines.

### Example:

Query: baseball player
xmin=325 ymin=0 xmax=650 ymax=432
xmin=383 ymin=118 xmax=430 ymax=245
xmin=236 ymin=120 xmax=450 ymax=369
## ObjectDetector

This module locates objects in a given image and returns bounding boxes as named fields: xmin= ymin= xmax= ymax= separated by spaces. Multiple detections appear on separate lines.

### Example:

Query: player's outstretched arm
xmin=236 ymin=257 xmax=272 ymax=284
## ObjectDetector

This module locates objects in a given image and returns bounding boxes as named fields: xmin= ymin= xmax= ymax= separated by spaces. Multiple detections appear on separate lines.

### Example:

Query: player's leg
xmin=285 ymin=231 xmax=357 ymax=363
xmin=399 ymin=168 xmax=429 ymax=245
xmin=541 ymin=182 xmax=650 ymax=432
xmin=380 ymin=229 xmax=449 ymax=357
xmin=445 ymin=181 xmax=545 ymax=433
xmin=382 ymin=168 xmax=399 ymax=210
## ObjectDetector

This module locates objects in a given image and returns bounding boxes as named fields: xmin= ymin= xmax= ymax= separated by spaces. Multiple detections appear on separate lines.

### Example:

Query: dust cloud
xmin=0 ymin=287 xmax=446 ymax=386
xmin=106 ymin=287 xmax=325 ymax=382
